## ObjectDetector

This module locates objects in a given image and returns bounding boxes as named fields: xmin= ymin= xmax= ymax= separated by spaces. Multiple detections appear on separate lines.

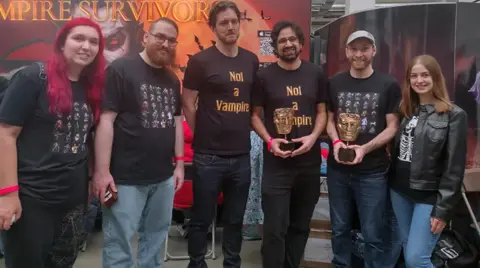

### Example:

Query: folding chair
xmin=163 ymin=168 xmax=223 ymax=262
xmin=460 ymin=168 xmax=480 ymax=236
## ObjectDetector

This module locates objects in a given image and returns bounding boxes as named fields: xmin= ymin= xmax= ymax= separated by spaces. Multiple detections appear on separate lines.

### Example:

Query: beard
xmin=217 ymin=30 xmax=239 ymax=45
xmin=350 ymin=57 xmax=372 ymax=70
xmin=279 ymin=47 xmax=301 ymax=62
xmin=145 ymin=44 xmax=175 ymax=66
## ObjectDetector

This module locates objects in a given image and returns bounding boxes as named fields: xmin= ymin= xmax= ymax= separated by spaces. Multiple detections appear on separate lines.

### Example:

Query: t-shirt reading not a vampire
xmin=183 ymin=46 xmax=259 ymax=156
xmin=0 ymin=63 xmax=93 ymax=208
xmin=103 ymin=54 xmax=181 ymax=185
xmin=327 ymin=71 xmax=401 ymax=173
xmin=252 ymin=61 xmax=328 ymax=168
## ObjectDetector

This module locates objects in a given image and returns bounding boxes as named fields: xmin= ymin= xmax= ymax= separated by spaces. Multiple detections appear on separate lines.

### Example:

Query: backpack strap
xmin=35 ymin=61 xmax=47 ymax=82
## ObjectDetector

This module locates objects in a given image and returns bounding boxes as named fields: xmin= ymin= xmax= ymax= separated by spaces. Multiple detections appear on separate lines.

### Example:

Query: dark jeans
xmin=2 ymin=195 xmax=86 ymax=268
xmin=188 ymin=153 xmax=251 ymax=268
xmin=262 ymin=166 xmax=320 ymax=268
xmin=327 ymin=168 xmax=401 ymax=268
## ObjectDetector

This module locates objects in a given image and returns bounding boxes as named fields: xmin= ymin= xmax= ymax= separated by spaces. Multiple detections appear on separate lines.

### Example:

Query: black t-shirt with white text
xmin=0 ymin=63 xmax=93 ymax=208
xmin=327 ymin=71 xmax=401 ymax=173
xmin=252 ymin=61 xmax=328 ymax=168
xmin=103 ymin=54 xmax=181 ymax=185
xmin=183 ymin=46 xmax=259 ymax=156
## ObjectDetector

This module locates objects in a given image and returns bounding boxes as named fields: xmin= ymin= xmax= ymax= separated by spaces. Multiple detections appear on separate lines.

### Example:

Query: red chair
xmin=164 ymin=120 xmax=224 ymax=261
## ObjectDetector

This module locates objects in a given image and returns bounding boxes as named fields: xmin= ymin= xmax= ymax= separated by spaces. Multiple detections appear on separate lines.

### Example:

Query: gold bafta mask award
xmin=337 ymin=113 xmax=361 ymax=162
xmin=273 ymin=107 xmax=297 ymax=151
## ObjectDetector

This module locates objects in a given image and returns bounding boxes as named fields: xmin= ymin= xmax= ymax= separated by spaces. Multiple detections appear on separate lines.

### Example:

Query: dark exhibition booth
xmin=307 ymin=2 xmax=480 ymax=267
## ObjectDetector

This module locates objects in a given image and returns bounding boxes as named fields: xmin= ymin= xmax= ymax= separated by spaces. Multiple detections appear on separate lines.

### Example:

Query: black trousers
xmin=262 ymin=166 xmax=320 ymax=268
xmin=188 ymin=153 xmax=251 ymax=268
xmin=2 ymin=195 xmax=86 ymax=268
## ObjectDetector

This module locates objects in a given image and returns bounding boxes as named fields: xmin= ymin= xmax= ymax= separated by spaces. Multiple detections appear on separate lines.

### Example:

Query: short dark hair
xmin=270 ymin=20 xmax=305 ymax=56
xmin=208 ymin=1 xmax=241 ymax=28
xmin=149 ymin=17 xmax=179 ymax=35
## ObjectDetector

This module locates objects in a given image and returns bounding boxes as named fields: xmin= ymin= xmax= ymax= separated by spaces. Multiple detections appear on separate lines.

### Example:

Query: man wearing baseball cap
xmin=325 ymin=30 xmax=402 ymax=267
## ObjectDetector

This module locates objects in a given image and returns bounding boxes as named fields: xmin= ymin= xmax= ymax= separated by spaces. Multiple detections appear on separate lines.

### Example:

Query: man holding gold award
xmin=251 ymin=21 xmax=327 ymax=268
xmin=326 ymin=30 xmax=402 ymax=268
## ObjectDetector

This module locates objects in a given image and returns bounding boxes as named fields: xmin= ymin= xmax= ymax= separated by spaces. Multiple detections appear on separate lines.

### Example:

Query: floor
xmin=0 ymin=227 xmax=263 ymax=268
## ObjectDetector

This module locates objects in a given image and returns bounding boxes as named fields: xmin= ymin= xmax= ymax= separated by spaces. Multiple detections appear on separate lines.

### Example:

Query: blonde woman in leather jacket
xmin=389 ymin=54 xmax=468 ymax=268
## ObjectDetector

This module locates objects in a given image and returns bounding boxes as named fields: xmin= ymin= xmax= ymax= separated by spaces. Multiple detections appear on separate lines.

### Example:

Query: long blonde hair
xmin=399 ymin=55 xmax=453 ymax=118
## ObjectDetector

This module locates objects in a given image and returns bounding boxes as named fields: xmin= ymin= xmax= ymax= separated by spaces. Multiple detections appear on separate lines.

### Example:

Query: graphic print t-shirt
xmin=103 ymin=54 xmax=181 ymax=185
xmin=327 ymin=71 xmax=401 ymax=173
xmin=0 ymin=63 xmax=93 ymax=207
xmin=392 ymin=114 xmax=437 ymax=204
xmin=183 ymin=46 xmax=259 ymax=156
xmin=252 ymin=61 xmax=328 ymax=168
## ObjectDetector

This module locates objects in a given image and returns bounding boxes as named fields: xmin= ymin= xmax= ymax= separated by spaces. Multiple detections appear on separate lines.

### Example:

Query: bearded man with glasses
xmin=92 ymin=18 xmax=184 ymax=268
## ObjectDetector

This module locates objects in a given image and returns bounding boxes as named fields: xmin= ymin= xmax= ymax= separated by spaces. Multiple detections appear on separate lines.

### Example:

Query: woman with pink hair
xmin=0 ymin=17 xmax=105 ymax=267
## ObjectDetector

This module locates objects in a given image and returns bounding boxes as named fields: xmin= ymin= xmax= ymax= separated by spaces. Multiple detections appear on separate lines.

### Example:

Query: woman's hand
xmin=431 ymin=217 xmax=446 ymax=234
xmin=0 ymin=192 xmax=22 ymax=230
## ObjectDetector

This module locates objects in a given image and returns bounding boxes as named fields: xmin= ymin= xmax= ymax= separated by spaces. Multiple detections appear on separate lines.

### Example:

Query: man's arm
xmin=182 ymin=88 xmax=198 ymax=132
xmin=361 ymin=113 xmax=399 ymax=154
xmin=326 ymin=112 xmax=340 ymax=141
xmin=251 ymin=106 xmax=271 ymax=143
xmin=310 ymin=103 xmax=327 ymax=139
xmin=93 ymin=111 xmax=117 ymax=175
xmin=174 ymin=115 xmax=184 ymax=166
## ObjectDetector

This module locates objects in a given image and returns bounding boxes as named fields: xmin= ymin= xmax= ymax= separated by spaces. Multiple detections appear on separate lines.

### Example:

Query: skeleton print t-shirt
xmin=398 ymin=116 xmax=418 ymax=163
xmin=103 ymin=54 xmax=181 ymax=185
xmin=392 ymin=112 xmax=437 ymax=205
xmin=0 ymin=63 xmax=92 ymax=207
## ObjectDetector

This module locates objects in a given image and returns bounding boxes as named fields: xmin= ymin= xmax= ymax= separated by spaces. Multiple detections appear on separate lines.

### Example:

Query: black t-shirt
xmin=327 ymin=71 xmax=401 ymax=173
xmin=183 ymin=46 xmax=259 ymax=156
xmin=103 ymin=54 xmax=181 ymax=185
xmin=0 ymin=63 xmax=93 ymax=208
xmin=252 ymin=61 xmax=328 ymax=168
xmin=391 ymin=113 xmax=437 ymax=204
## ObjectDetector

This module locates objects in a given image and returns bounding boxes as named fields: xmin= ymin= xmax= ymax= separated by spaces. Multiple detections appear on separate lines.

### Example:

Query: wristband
xmin=333 ymin=139 xmax=342 ymax=146
xmin=0 ymin=185 xmax=19 ymax=196
xmin=175 ymin=156 xmax=186 ymax=161
xmin=267 ymin=137 xmax=274 ymax=151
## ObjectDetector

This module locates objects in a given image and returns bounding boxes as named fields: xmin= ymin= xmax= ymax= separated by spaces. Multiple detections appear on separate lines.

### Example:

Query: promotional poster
xmin=455 ymin=2 xmax=480 ymax=170
xmin=0 ymin=0 xmax=312 ymax=79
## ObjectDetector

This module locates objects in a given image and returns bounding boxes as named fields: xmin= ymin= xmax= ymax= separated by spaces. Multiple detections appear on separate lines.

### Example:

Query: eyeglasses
xmin=278 ymin=36 xmax=298 ymax=45
xmin=149 ymin=32 xmax=178 ymax=47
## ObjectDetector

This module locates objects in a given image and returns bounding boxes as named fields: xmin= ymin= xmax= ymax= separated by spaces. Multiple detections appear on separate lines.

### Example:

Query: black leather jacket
xmin=390 ymin=104 xmax=468 ymax=222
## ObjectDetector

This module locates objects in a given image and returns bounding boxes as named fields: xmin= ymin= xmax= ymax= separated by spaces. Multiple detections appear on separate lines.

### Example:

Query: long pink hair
xmin=46 ymin=17 xmax=105 ymax=122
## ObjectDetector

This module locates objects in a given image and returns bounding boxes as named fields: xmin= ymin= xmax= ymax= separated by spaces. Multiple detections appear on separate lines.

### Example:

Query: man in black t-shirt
xmin=92 ymin=18 xmax=184 ymax=268
xmin=326 ymin=31 xmax=402 ymax=268
xmin=181 ymin=2 xmax=259 ymax=267
xmin=251 ymin=21 xmax=327 ymax=268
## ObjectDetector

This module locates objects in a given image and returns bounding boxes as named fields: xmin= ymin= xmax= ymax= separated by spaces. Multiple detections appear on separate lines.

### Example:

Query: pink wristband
xmin=267 ymin=137 xmax=274 ymax=151
xmin=333 ymin=139 xmax=342 ymax=146
xmin=0 ymin=185 xmax=19 ymax=196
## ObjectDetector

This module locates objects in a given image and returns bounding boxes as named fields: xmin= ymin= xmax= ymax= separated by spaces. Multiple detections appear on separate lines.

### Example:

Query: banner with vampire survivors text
xmin=0 ymin=0 xmax=311 ymax=79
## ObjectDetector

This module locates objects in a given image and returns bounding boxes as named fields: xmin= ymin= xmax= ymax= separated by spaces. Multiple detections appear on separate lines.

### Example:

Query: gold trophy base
xmin=339 ymin=147 xmax=356 ymax=162
xmin=280 ymin=141 xmax=298 ymax=151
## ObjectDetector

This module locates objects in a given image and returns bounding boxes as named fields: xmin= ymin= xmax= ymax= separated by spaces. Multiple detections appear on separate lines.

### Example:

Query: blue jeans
xmin=188 ymin=153 xmax=251 ymax=268
xmin=327 ymin=168 xmax=401 ymax=268
xmin=102 ymin=177 xmax=175 ymax=268
xmin=390 ymin=189 xmax=441 ymax=268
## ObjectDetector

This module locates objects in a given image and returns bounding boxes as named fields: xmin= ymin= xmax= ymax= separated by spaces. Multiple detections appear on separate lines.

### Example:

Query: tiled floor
xmin=0 ymin=228 xmax=263 ymax=268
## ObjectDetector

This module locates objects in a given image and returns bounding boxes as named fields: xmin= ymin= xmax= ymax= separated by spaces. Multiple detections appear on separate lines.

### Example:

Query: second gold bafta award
xmin=337 ymin=113 xmax=361 ymax=162
xmin=273 ymin=108 xmax=298 ymax=151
